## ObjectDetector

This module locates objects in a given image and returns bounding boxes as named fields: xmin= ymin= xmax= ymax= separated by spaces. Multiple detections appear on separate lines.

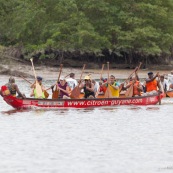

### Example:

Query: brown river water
xmin=0 ymin=69 xmax=173 ymax=173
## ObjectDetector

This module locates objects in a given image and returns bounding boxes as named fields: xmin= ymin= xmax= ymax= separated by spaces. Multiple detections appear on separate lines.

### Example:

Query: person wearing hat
xmin=122 ymin=75 xmax=143 ymax=97
xmin=66 ymin=73 xmax=78 ymax=90
xmin=145 ymin=71 xmax=162 ymax=94
xmin=79 ymin=75 xmax=95 ymax=98
xmin=167 ymin=71 xmax=173 ymax=90
xmin=30 ymin=76 xmax=45 ymax=98
xmin=56 ymin=76 xmax=71 ymax=99
xmin=2 ymin=76 xmax=26 ymax=98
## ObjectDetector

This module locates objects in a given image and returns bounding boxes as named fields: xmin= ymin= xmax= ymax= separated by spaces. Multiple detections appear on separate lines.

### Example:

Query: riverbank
xmin=0 ymin=53 xmax=173 ymax=80
xmin=0 ymin=63 xmax=172 ymax=80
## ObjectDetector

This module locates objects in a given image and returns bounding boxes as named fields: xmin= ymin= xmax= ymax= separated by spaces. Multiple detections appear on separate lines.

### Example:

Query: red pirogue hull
xmin=3 ymin=93 xmax=164 ymax=109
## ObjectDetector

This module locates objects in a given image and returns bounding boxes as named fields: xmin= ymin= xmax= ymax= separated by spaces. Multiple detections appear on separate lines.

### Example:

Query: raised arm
xmin=146 ymin=72 xmax=159 ymax=83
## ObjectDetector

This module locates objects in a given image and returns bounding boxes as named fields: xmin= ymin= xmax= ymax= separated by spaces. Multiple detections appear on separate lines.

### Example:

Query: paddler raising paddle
xmin=30 ymin=76 xmax=45 ymax=98
xmin=142 ymin=72 xmax=163 ymax=96
xmin=121 ymin=71 xmax=143 ymax=97
xmin=123 ymin=75 xmax=143 ymax=97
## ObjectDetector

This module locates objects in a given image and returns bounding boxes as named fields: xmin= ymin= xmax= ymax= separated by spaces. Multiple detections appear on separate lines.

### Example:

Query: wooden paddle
xmin=125 ymin=81 xmax=134 ymax=97
xmin=52 ymin=64 xmax=63 ymax=99
xmin=100 ymin=64 xmax=105 ymax=80
xmin=124 ymin=62 xmax=142 ymax=97
xmin=19 ymin=75 xmax=32 ymax=84
xmin=65 ymin=73 xmax=70 ymax=78
xmin=104 ymin=62 xmax=113 ymax=98
xmin=19 ymin=75 xmax=49 ymax=99
xmin=70 ymin=64 xmax=86 ymax=99
xmin=30 ymin=58 xmax=43 ymax=98
xmin=119 ymin=62 xmax=142 ymax=93
xmin=45 ymin=72 xmax=70 ymax=91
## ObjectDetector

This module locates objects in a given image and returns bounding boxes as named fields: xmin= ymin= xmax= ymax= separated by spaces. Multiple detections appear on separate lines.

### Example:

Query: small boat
xmin=2 ymin=93 xmax=164 ymax=109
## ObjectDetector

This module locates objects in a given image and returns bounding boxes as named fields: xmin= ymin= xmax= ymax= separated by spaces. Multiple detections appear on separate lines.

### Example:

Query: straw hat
xmin=84 ymin=75 xmax=91 ymax=80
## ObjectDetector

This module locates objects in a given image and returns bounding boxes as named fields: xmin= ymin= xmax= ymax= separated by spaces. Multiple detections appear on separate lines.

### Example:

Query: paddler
xmin=30 ymin=76 xmax=45 ymax=98
xmin=122 ymin=75 xmax=143 ymax=97
xmin=102 ymin=75 xmax=120 ymax=98
xmin=56 ymin=76 xmax=71 ymax=99
xmin=143 ymin=72 xmax=162 ymax=95
xmin=1 ymin=76 xmax=26 ymax=98
xmin=79 ymin=75 xmax=95 ymax=98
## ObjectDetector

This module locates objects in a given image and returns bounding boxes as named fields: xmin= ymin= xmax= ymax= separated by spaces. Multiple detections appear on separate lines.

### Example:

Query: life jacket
xmin=84 ymin=84 xmax=95 ymax=98
xmin=146 ymin=79 xmax=158 ymax=92
xmin=34 ymin=89 xmax=45 ymax=98
xmin=1 ymin=85 xmax=10 ymax=96
xmin=99 ymin=85 xmax=107 ymax=93
xmin=110 ymin=82 xmax=119 ymax=97
xmin=133 ymin=81 xmax=141 ymax=96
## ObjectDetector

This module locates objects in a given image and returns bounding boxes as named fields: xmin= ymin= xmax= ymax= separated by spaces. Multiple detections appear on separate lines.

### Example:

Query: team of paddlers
xmin=0 ymin=66 xmax=173 ymax=100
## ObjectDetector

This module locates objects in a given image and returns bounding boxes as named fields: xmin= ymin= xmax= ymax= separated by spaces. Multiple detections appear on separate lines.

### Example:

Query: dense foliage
xmin=1 ymin=0 xmax=173 ymax=62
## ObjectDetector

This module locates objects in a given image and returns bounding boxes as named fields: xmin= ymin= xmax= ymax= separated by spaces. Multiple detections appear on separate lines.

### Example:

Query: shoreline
xmin=0 ymin=57 xmax=172 ymax=80
xmin=0 ymin=66 xmax=172 ymax=80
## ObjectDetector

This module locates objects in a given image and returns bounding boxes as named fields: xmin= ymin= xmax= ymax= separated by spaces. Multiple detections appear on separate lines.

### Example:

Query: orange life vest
xmin=100 ymin=85 xmax=107 ymax=93
xmin=146 ymin=79 xmax=157 ymax=92
xmin=133 ymin=81 xmax=141 ymax=96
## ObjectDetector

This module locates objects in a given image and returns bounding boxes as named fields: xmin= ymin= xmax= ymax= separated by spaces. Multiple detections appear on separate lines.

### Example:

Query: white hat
xmin=59 ymin=76 xmax=65 ymax=81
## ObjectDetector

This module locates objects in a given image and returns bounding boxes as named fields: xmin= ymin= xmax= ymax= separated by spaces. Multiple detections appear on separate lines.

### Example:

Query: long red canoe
xmin=2 ymin=93 xmax=164 ymax=109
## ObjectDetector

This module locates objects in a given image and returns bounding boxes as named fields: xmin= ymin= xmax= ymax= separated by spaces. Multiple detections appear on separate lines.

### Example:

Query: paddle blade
xmin=125 ymin=84 xmax=133 ymax=97
xmin=52 ymin=88 xmax=59 ymax=99
xmin=44 ymin=90 xmax=49 ymax=99
xmin=36 ymin=83 xmax=43 ymax=98
xmin=104 ymin=85 xmax=113 ymax=98
xmin=70 ymin=86 xmax=80 ymax=99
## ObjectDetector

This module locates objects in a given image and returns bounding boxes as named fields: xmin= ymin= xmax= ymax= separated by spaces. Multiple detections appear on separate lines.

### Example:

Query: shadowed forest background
xmin=1 ymin=0 xmax=173 ymax=69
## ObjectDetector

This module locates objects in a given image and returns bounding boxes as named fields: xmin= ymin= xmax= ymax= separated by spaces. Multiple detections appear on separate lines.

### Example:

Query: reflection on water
xmin=146 ymin=107 xmax=160 ymax=111
xmin=1 ymin=109 xmax=29 ymax=115
xmin=0 ymin=76 xmax=173 ymax=173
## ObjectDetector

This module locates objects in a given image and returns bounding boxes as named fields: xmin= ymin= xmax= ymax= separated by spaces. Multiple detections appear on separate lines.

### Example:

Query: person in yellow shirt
xmin=30 ymin=76 xmax=45 ymax=98
xmin=103 ymin=75 xmax=120 ymax=98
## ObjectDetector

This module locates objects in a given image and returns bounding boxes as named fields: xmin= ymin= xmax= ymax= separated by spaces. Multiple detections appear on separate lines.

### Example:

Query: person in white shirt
xmin=91 ymin=79 xmax=100 ymax=97
xmin=160 ymin=75 xmax=168 ymax=92
xmin=66 ymin=73 xmax=78 ymax=90
xmin=167 ymin=71 xmax=173 ymax=90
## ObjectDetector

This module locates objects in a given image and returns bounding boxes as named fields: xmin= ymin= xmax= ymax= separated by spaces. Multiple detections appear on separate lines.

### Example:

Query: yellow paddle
xmin=104 ymin=62 xmax=112 ymax=98
xmin=124 ymin=62 xmax=142 ymax=97
xmin=119 ymin=62 xmax=142 ymax=93
xmin=19 ymin=75 xmax=49 ymax=99
xmin=30 ymin=58 xmax=43 ymax=98
xmin=100 ymin=64 xmax=105 ymax=80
